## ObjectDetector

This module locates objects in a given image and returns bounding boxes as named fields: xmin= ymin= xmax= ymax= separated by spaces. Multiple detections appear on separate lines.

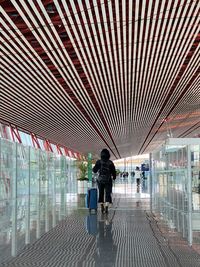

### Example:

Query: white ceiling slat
xmin=36 ymin=6 xmax=112 ymax=136
xmin=156 ymin=3 xmax=199 ymax=102
xmin=94 ymin=1 xmax=120 ymax=129
xmin=1 ymin=0 xmax=199 ymax=158
xmin=139 ymin=0 xmax=199 ymax=134
xmin=22 ymin=0 xmax=116 ymax=149
xmin=19 ymin=0 xmax=96 ymax=113
xmin=1 ymin=81 xmax=102 ymax=143
xmin=58 ymin=0 xmax=118 ymax=143
xmin=79 ymin=0 xmax=119 ymax=130
xmin=101 ymin=5 xmax=122 ymax=133
xmin=1 ymin=4 xmax=98 ymax=121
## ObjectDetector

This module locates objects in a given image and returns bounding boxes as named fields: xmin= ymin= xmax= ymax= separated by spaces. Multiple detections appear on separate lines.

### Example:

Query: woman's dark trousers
xmin=98 ymin=181 xmax=112 ymax=203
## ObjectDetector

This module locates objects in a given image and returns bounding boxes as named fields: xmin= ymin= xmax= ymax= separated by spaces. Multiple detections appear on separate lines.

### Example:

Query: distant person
xmin=131 ymin=171 xmax=135 ymax=177
xmin=135 ymin=166 xmax=142 ymax=192
xmin=141 ymin=171 xmax=147 ymax=191
xmin=93 ymin=149 xmax=116 ymax=214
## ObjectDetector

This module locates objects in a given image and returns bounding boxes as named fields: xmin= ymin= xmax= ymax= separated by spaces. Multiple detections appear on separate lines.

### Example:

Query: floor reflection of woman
xmin=93 ymin=217 xmax=117 ymax=266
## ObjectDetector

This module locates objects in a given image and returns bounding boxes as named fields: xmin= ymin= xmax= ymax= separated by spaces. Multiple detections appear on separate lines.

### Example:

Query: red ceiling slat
xmin=1 ymin=0 xmax=199 ymax=158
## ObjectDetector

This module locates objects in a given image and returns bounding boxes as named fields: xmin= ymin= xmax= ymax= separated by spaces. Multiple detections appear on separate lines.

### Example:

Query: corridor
xmin=1 ymin=180 xmax=200 ymax=267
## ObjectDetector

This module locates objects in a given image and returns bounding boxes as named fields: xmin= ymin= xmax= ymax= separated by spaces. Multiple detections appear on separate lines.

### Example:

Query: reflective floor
xmin=1 ymin=179 xmax=200 ymax=267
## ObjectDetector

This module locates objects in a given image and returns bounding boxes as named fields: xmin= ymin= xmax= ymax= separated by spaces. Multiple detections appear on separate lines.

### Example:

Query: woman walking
xmin=93 ymin=149 xmax=116 ymax=214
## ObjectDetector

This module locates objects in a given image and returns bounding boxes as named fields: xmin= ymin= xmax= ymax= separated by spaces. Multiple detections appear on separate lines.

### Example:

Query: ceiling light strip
xmin=1 ymin=53 xmax=97 ymax=135
xmin=136 ymin=1 xmax=153 ymax=132
xmin=139 ymin=46 xmax=200 ymax=154
xmin=147 ymin=0 xmax=199 ymax=114
xmin=59 ymin=0 xmax=121 ymax=156
xmin=1 ymin=80 xmax=100 ymax=140
xmin=78 ymin=0 xmax=119 ymax=129
xmin=1 ymin=98 xmax=103 ymax=148
xmin=11 ymin=0 xmax=117 ymax=154
xmin=138 ymin=0 xmax=171 ymax=125
xmin=0 ymin=5 xmax=98 ymax=124
xmin=101 ymin=0 xmax=122 ymax=129
xmin=30 ymin=0 xmax=101 ymax=118
xmin=92 ymin=0 xmax=120 ymax=129
xmin=58 ymin=0 xmax=118 ymax=141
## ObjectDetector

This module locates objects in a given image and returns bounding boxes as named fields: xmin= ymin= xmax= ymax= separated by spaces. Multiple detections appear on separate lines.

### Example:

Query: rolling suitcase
xmin=86 ymin=187 xmax=98 ymax=212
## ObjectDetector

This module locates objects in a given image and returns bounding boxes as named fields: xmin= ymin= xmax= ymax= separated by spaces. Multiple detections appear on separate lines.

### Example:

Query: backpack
xmin=98 ymin=160 xmax=111 ymax=183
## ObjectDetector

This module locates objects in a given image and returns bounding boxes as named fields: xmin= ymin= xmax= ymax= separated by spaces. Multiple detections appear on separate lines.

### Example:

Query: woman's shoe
xmin=105 ymin=206 xmax=108 ymax=214
xmin=101 ymin=204 xmax=105 ymax=213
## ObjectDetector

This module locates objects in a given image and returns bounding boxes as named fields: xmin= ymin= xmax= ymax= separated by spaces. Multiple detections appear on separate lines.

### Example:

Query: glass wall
xmin=152 ymin=138 xmax=200 ymax=246
xmin=0 ymin=138 xmax=77 ymax=263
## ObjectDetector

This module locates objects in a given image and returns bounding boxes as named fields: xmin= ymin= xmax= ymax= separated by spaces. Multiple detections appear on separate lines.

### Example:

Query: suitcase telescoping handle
xmin=92 ymin=174 xmax=98 ymax=188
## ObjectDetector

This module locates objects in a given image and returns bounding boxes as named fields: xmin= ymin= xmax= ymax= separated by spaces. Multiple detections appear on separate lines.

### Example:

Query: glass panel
xmin=29 ymin=147 xmax=39 ymax=243
xmin=0 ymin=139 xmax=16 ymax=263
xmin=54 ymin=155 xmax=61 ymax=224
xmin=0 ymin=137 xmax=78 ymax=262
xmin=60 ymin=156 xmax=66 ymax=220
xmin=0 ymin=139 xmax=15 ymax=201
xmin=152 ymin=139 xmax=200 ymax=247
xmin=0 ymin=199 xmax=12 ymax=263
xmin=65 ymin=159 xmax=78 ymax=213
xmin=191 ymin=144 xmax=200 ymax=245
xmin=152 ymin=144 xmax=189 ymax=240
xmin=15 ymin=143 xmax=30 ymax=255
xmin=46 ymin=152 xmax=55 ymax=231
xmin=39 ymin=150 xmax=48 ymax=237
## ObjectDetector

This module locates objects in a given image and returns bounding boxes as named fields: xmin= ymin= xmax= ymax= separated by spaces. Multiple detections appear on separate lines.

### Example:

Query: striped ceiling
xmin=0 ymin=0 xmax=200 ymax=159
